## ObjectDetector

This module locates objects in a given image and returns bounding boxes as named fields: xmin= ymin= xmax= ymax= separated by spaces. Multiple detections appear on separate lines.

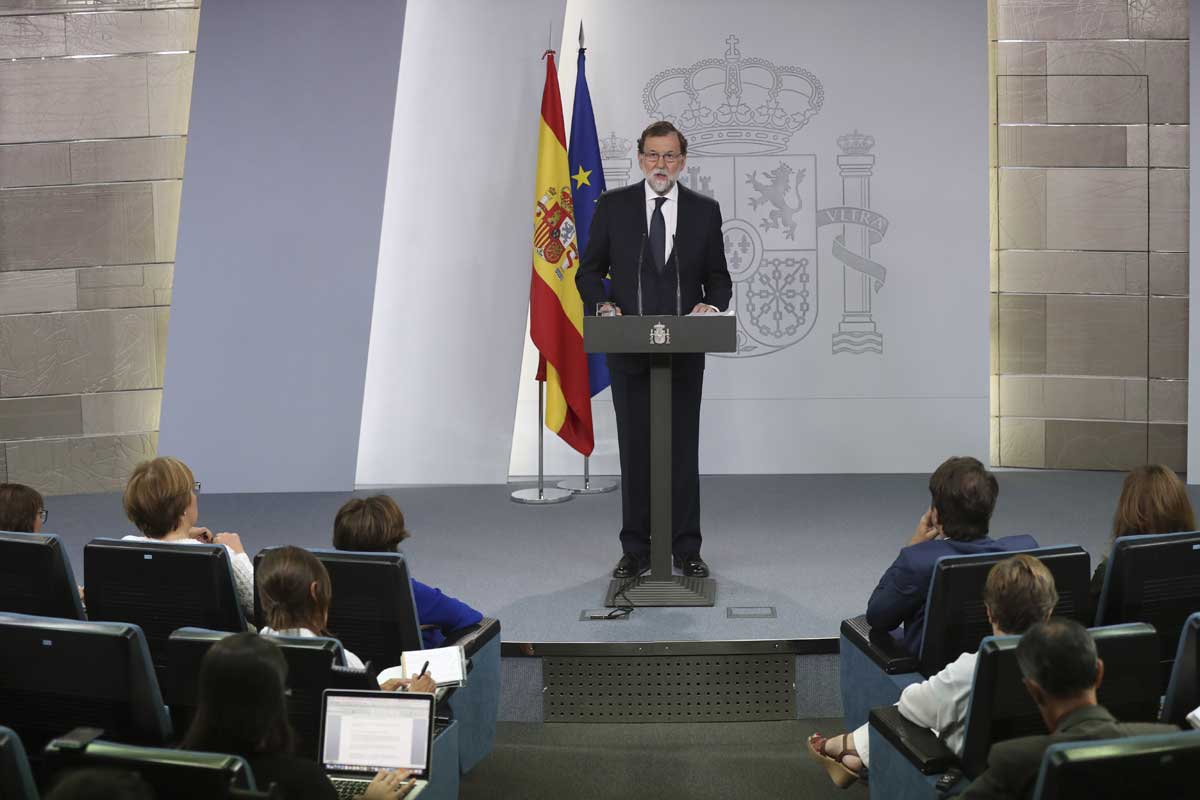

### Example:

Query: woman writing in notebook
xmin=257 ymin=546 xmax=436 ymax=692
xmin=183 ymin=633 xmax=415 ymax=799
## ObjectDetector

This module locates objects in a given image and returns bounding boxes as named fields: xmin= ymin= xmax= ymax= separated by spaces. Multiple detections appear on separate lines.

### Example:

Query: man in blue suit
xmin=866 ymin=456 xmax=1039 ymax=656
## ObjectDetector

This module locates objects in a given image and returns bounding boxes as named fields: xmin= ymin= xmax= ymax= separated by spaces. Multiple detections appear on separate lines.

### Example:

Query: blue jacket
xmin=865 ymin=534 xmax=1040 ymax=657
xmin=412 ymin=579 xmax=483 ymax=649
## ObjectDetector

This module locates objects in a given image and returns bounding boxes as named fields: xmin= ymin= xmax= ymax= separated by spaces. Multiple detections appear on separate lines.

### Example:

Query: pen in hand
xmin=417 ymin=660 xmax=430 ymax=680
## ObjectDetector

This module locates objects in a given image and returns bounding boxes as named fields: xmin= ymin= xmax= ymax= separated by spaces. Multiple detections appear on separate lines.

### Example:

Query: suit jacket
xmin=575 ymin=180 xmax=732 ymax=373
xmin=865 ymin=534 xmax=1041 ymax=657
xmin=961 ymin=704 xmax=1178 ymax=800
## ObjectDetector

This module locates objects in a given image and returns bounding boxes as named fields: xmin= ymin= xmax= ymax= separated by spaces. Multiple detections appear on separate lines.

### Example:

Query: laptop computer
xmin=319 ymin=689 xmax=435 ymax=799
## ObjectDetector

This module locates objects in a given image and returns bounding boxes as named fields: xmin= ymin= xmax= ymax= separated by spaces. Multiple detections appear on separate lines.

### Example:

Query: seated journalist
xmin=961 ymin=619 xmax=1178 ymax=799
xmin=333 ymin=495 xmax=482 ymax=649
xmin=810 ymin=553 xmax=1059 ymax=788
xmin=866 ymin=456 xmax=1038 ymax=656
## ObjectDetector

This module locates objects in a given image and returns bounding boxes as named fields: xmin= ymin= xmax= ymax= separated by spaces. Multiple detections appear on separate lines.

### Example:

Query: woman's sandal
xmin=806 ymin=732 xmax=863 ymax=788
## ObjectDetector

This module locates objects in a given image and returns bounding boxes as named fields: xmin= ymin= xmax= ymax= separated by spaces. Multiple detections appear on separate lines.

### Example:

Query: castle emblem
xmin=649 ymin=322 xmax=671 ymax=345
xmin=640 ymin=36 xmax=890 ymax=357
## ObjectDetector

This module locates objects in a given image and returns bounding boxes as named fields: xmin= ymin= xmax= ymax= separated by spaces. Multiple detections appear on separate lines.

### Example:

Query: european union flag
xmin=568 ymin=45 xmax=610 ymax=397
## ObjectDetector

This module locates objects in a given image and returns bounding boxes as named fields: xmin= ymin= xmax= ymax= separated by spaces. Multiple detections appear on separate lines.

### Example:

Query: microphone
xmin=635 ymin=232 xmax=646 ymax=316
xmin=672 ymin=234 xmax=681 ymax=316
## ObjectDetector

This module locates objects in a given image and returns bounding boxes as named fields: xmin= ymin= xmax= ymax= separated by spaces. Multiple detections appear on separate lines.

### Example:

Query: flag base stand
xmin=557 ymin=476 xmax=618 ymax=494
xmin=510 ymin=485 xmax=573 ymax=504
xmin=511 ymin=380 xmax=575 ymax=505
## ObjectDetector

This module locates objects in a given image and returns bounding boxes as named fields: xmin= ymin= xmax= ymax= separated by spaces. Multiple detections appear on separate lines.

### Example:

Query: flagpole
xmin=512 ymin=380 xmax=572 ymax=504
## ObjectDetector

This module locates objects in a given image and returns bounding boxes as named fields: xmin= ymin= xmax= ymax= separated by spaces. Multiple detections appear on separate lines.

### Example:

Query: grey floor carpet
xmin=460 ymin=718 xmax=870 ymax=800
xmin=43 ymin=471 xmax=1167 ymax=643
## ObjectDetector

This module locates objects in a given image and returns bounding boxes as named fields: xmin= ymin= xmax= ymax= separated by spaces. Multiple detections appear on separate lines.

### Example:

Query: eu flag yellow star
xmin=572 ymin=165 xmax=592 ymax=189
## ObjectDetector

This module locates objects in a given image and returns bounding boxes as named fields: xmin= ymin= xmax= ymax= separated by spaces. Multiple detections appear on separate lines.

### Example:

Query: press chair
xmin=0 ymin=613 xmax=171 ymax=760
xmin=840 ymin=545 xmax=1091 ymax=728
xmin=0 ymin=532 xmax=85 ymax=620
xmin=868 ymin=623 xmax=1161 ymax=800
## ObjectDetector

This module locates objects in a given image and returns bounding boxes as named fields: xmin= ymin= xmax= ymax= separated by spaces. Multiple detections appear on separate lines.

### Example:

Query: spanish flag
xmin=529 ymin=50 xmax=593 ymax=456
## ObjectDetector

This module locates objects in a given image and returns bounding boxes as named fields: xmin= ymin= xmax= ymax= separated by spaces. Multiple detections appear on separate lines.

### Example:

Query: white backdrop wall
xmin=355 ymin=0 xmax=568 ymax=486
xmin=509 ymin=0 xmax=990 ymax=476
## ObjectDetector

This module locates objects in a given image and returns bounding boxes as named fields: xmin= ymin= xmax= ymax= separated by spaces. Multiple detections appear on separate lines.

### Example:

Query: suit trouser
xmin=608 ymin=361 xmax=703 ymax=560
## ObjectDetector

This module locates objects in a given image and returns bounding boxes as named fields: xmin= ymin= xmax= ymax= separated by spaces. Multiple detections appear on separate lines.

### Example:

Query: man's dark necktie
xmin=649 ymin=196 xmax=666 ymax=273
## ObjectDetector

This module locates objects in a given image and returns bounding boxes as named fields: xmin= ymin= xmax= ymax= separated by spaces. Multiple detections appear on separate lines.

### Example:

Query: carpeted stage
xmin=44 ymin=471 xmax=1165 ymax=719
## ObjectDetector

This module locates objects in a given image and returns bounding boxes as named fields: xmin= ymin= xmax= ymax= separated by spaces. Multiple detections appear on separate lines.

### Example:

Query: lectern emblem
xmin=649 ymin=323 xmax=671 ymax=345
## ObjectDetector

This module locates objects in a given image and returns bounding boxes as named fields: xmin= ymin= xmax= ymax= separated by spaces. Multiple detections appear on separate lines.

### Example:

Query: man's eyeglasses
xmin=641 ymin=151 xmax=681 ymax=164
xmin=193 ymin=481 xmax=202 ymax=494
xmin=37 ymin=508 xmax=48 ymax=524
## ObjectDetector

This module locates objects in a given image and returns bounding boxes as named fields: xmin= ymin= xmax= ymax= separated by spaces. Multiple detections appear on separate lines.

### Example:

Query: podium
xmin=583 ymin=314 xmax=736 ymax=607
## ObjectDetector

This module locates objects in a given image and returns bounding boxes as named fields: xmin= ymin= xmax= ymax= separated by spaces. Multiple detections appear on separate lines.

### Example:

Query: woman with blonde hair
xmin=1089 ymin=464 xmax=1196 ymax=614
xmin=122 ymin=456 xmax=254 ymax=616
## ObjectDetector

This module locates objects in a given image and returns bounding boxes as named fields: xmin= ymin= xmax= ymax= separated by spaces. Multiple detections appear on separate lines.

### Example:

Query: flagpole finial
xmin=578 ymin=22 xmax=585 ymax=50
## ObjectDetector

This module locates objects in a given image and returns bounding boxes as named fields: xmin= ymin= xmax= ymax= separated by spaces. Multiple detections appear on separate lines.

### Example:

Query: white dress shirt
xmin=643 ymin=179 xmax=678 ymax=263
xmin=851 ymin=650 xmax=978 ymax=765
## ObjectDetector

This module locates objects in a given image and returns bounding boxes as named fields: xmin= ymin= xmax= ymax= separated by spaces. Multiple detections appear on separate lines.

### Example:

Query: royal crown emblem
xmin=642 ymin=34 xmax=824 ymax=156
xmin=643 ymin=36 xmax=890 ymax=357
xmin=649 ymin=322 xmax=671 ymax=345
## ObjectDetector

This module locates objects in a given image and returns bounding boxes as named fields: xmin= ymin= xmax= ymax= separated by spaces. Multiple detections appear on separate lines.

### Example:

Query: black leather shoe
xmin=673 ymin=553 xmax=709 ymax=578
xmin=612 ymin=554 xmax=646 ymax=579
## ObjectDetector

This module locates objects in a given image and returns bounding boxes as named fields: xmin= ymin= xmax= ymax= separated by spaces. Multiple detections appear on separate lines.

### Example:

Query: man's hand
xmin=214 ymin=532 xmax=244 ymax=554
xmin=188 ymin=526 xmax=213 ymax=543
xmin=908 ymin=509 xmax=942 ymax=546
xmin=691 ymin=302 xmax=718 ymax=314
xmin=597 ymin=302 xmax=622 ymax=316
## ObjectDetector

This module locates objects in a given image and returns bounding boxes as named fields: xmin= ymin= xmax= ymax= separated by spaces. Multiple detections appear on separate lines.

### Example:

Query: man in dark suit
xmin=576 ymin=121 xmax=732 ymax=580
xmin=962 ymin=619 xmax=1177 ymax=799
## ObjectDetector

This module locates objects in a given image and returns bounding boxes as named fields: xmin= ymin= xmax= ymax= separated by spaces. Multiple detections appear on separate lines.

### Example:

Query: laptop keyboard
xmin=331 ymin=777 xmax=370 ymax=799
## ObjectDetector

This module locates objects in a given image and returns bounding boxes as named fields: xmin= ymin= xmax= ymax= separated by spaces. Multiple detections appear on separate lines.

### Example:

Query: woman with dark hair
xmin=1089 ymin=464 xmax=1196 ymax=614
xmin=333 ymin=495 xmax=481 ymax=648
xmin=257 ymin=546 xmax=435 ymax=692
xmin=182 ymin=633 xmax=415 ymax=799
xmin=0 ymin=482 xmax=46 ymax=533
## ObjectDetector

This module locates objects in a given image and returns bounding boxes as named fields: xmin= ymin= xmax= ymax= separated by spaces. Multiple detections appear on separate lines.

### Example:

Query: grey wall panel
xmin=158 ymin=0 xmax=406 ymax=493
xmin=0 ymin=307 xmax=164 ymax=397
xmin=0 ymin=14 xmax=65 ymax=59
xmin=76 ymin=263 xmax=172 ymax=310
xmin=0 ymin=142 xmax=70 ymax=187
xmin=4 ymin=431 xmax=156 ymax=495
xmin=70 ymin=137 xmax=186 ymax=183
xmin=0 ymin=268 xmax=77 ymax=314
xmin=65 ymin=8 xmax=198 ymax=55
xmin=0 ymin=182 xmax=157 ymax=270
xmin=0 ymin=2 xmax=198 ymax=14
xmin=0 ymin=55 xmax=150 ymax=143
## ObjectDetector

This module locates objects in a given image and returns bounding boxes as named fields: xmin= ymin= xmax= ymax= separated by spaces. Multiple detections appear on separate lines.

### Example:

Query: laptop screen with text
xmin=320 ymin=692 xmax=432 ymax=778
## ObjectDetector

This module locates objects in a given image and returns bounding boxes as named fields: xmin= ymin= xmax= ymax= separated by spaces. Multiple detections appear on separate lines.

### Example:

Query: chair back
xmin=0 ymin=726 xmax=37 ymax=800
xmin=167 ymin=628 xmax=376 ymax=761
xmin=1096 ymin=531 xmax=1200 ymax=683
xmin=0 ymin=532 xmax=85 ymax=620
xmin=0 ymin=613 xmax=171 ymax=758
xmin=43 ymin=729 xmax=273 ymax=800
xmin=959 ymin=622 xmax=1160 ymax=778
xmin=85 ymin=538 xmax=245 ymax=683
xmin=919 ymin=545 xmax=1092 ymax=675
xmin=1031 ymin=730 xmax=1200 ymax=800
xmin=1161 ymin=612 xmax=1200 ymax=727
xmin=254 ymin=547 xmax=422 ymax=666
